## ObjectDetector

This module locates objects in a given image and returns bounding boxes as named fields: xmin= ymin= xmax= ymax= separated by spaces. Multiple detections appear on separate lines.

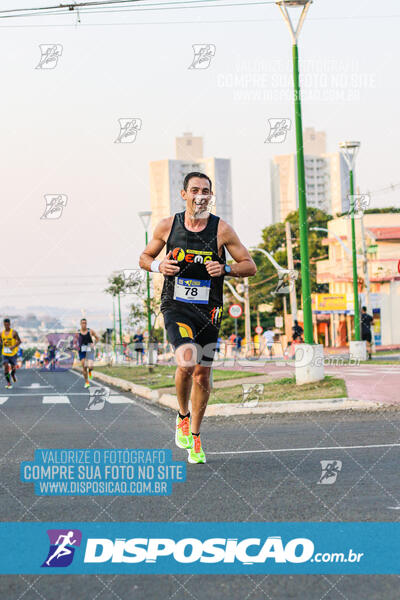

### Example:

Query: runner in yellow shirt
xmin=1 ymin=318 xmax=21 ymax=389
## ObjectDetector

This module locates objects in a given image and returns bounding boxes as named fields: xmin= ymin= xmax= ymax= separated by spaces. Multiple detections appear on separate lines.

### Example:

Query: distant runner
xmin=1 ymin=318 xmax=21 ymax=389
xmin=292 ymin=319 xmax=304 ymax=343
xmin=262 ymin=327 xmax=275 ymax=357
xmin=139 ymin=172 xmax=256 ymax=464
xmin=47 ymin=342 xmax=56 ymax=371
xmin=361 ymin=306 xmax=373 ymax=360
xmin=74 ymin=319 xmax=99 ymax=388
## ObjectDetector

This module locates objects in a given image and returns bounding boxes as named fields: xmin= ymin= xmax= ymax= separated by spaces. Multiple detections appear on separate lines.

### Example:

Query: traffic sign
xmin=255 ymin=326 xmax=263 ymax=334
xmin=229 ymin=304 xmax=243 ymax=319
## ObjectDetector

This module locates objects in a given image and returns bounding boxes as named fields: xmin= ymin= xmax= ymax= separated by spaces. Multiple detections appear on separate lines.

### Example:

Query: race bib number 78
xmin=173 ymin=278 xmax=211 ymax=304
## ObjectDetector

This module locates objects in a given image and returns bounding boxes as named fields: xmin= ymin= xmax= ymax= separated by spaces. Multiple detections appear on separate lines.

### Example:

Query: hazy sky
xmin=1 ymin=0 xmax=399 ymax=323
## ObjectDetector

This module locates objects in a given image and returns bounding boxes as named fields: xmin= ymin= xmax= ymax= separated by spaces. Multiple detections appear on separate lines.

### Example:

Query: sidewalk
xmin=88 ymin=366 xmax=382 ymax=416
xmin=218 ymin=359 xmax=400 ymax=406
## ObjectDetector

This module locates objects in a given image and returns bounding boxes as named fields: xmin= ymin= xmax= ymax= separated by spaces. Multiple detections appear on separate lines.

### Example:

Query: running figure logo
xmin=241 ymin=384 xmax=264 ymax=408
xmin=36 ymin=44 xmax=63 ymax=69
xmin=122 ymin=269 xmax=146 ymax=288
xmin=42 ymin=529 xmax=82 ymax=567
xmin=188 ymin=44 xmax=216 ymax=70
xmin=86 ymin=386 xmax=110 ymax=411
xmin=114 ymin=118 xmax=142 ymax=143
xmin=346 ymin=194 xmax=370 ymax=219
xmin=40 ymin=194 xmax=68 ymax=220
xmin=317 ymin=460 xmax=342 ymax=485
xmin=265 ymin=119 xmax=291 ymax=143
xmin=273 ymin=269 xmax=298 ymax=295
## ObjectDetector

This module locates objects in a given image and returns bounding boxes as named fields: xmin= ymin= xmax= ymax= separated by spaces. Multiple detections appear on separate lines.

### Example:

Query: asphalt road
xmin=1 ymin=368 xmax=400 ymax=599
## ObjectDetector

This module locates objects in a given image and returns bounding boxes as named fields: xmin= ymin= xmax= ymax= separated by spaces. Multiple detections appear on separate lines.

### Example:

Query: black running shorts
xmin=2 ymin=354 xmax=17 ymax=367
xmin=361 ymin=331 xmax=372 ymax=343
xmin=162 ymin=303 xmax=223 ymax=365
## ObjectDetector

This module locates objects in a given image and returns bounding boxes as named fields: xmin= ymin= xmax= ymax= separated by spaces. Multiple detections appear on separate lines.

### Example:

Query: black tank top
xmin=78 ymin=329 xmax=93 ymax=349
xmin=161 ymin=211 xmax=226 ymax=311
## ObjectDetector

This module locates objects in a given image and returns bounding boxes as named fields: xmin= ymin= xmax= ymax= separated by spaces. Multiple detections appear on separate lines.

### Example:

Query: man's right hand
xmin=159 ymin=251 xmax=180 ymax=276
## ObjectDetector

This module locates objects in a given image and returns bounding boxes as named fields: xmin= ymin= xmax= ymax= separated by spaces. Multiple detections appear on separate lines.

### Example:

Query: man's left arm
xmin=12 ymin=331 xmax=21 ymax=350
xmin=206 ymin=221 xmax=256 ymax=278
xmin=91 ymin=330 xmax=100 ymax=343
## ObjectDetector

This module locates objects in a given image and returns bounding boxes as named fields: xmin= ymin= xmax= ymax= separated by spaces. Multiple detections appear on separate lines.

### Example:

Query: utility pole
xmin=243 ymin=277 xmax=251 ymax=354
xmin=358 ymin=198 xmax=371 ymax=312
xmin=138 ymin=211 xmax=153 ymax=366
xmin=117 ymin=292 xmax=123 ymax=349
xmin=112 ymin=297 xmax=116 ymax=357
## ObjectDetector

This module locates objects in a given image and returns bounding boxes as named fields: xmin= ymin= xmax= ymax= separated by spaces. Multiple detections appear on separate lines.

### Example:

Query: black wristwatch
xmin=224 ymin=264 xmax=232 ymax=275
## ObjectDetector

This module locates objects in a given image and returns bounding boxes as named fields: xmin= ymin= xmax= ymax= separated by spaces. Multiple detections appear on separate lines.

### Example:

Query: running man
xmin=139 ymin=172 xmax=256 ymax=463
xmin=74 ymin=319 xmax=99 ymax=388
xmin=45 ymin=531 xmax=77 ymax=566
xmin=1 ymin=318 xmax=21 ymax=389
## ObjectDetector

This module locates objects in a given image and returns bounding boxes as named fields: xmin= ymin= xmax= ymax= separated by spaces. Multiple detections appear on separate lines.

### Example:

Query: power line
xmin=0 ymin=0 xmax=276 ymax=19
xmin=0 ymin=12 xmax=398 ymax=28
xmin=366 ymin=182 xmax=400 ymax=197
xmin=0 ymin=0 xmax=150 ymax=16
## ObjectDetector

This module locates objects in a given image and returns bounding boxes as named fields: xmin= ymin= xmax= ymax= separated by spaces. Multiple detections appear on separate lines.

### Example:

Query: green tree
xmin=219 ymin=208 xmax=332 ymax=337
xmin=105 ymin=271 xmax=161 ymax=343
xmin=22 ymin=347 xmax=38 ymax=363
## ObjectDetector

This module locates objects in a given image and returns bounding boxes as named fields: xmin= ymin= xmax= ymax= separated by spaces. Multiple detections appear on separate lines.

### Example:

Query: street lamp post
xmin=112 ymin=296 xmax=116 ymax=356
xmin=339 ymin=141 xmax=362 ymax=344
xmin=138 ymin=211 xmax=153 ymax=363
xmin=250 ymin=246 xmax=298 ymax=334
xmin=276 ymin=0 xmax=325 ymax=384
xmin=117 ymin=292 xmax=123 ymax=348
xmin=276 ymin=0 xmax=313 ymax=345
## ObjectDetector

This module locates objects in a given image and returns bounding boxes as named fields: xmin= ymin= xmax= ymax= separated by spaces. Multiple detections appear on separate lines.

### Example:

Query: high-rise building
xmin=270 ymin=127 xmax=350 ymax=223
xmin=175 ymin=132 xmax=203 ymax=160
xmin=303 ymin=127 xmax=326 ymax=155
xmin=149 ymin=133 xmax=233 ymax=232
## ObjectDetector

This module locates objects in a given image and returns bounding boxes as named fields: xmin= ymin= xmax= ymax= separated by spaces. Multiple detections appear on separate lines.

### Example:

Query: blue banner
xmin=0 ymin=522 xmax=399 ymax=574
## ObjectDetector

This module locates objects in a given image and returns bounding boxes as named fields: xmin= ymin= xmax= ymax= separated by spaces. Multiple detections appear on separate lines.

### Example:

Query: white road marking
xmin=42 ymin=395 xmax=70 ymax=404
xmin=106 ymin=395 xmax=135 ymax=404
xmin=0 ymin=393 xmax=88 ymax=397
xmin=22 ymin=383 xmax=51 ymax=389
xmin=70 ymin=370 xmax=161 ymax=416
xmin=0 ymin=392 xmax=160 ymax=415
xmin=208 ymin=442 xmax=400 ymax=455
xmin=387 ymin=506 xmax=400 ymax=510
xmin=345 ymin=373 xmax=371 ymax=377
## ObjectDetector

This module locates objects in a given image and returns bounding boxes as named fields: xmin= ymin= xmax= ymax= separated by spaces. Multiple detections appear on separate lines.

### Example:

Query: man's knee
xmin=176 ymin=365 xmax=195 ymax=380
xmin=175 ymin=343 xmax=198 ymax=368
xmin=193 ymin=367 xmax=211 ymax=390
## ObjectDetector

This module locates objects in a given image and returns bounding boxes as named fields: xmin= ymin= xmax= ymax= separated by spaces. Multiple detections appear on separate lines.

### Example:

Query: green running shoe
xmin=188 ymin=435 xmax=206 ymax=464
xmin=175 ymin=415 xmax=193 ymax=450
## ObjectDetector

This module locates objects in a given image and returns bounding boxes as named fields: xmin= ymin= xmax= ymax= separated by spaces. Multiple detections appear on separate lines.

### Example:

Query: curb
xmin=87 ymin=369 xmax=384 ymax=416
